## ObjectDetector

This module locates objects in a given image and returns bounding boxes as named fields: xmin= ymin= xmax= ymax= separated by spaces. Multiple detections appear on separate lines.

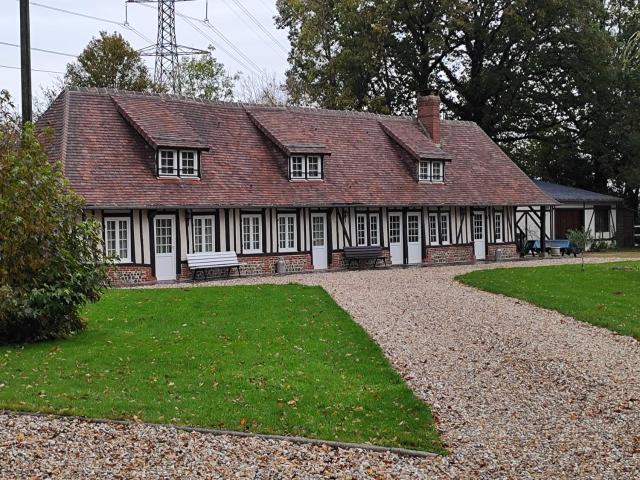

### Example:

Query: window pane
xmin=473 ymin=214 xmax=483 ymax=240
xmin=159 ymin=150 xmax=176 ymax=175
xmin=432 ymin=162 xmax=443 ymax=182
xmin=155 ymin=218 xmax=173 ymax=254
xmin=440 ymin=214 xmax=448 ymax=243
xmin=180 ymin=151 xmax=197 ymax=176
xmin=105 ymin=220 xmax=117 ymax=257
xmin=407 ymin=215 xmax=419 ymax=243
xmin=290 ymin=156 xmax=305 ymax=178
xmin=369 ymin=215 xmax=379 ymax=245
xmin=307 ymin=156 xmax=321 ymax=178
xmin=278 ymin=215 xmax=296 ymax=250
xmin=312 ymin=216 xmax=324 ymax=246
xmin=428 ymin=215 xmax=438 ymax=243
xmin=356 ymin=214 xmax=367 ymax=246
xmin=419 ymin=161 xmax=429 ymax=181
xmin=389 ymin=215 xmax=401 ymax=243
xmin=494 ymin=213 xmax=502 ymax=240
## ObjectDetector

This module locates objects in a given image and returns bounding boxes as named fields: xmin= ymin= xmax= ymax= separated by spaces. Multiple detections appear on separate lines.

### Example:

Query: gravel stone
xmin=2 ymin=257 xmax=639 ymax=478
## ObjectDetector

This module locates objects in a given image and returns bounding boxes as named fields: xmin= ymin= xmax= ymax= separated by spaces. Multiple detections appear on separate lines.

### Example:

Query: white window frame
xmin=277 ymin=213 xmax=297 ymax=252
xmin=241 ymin=214 xmax=262 ymax=254
xmin=418 ymin=160 xmax=430 ymax=181
xmin=439 ymin=212 xmax=450 ymax=245
xmin=158 ymin=149 xmax=177 ymax=177
xmin=356 ymin=213 xmax=368 ymax=246
xmin=494 ymin=211 xmax=503 ymax=242
xmin=428 ymin=213 xmax=439 ymax=244
xmin=192 ymin=215 xmax=215 ymax=253
xmin=180 ymin=150 xmax=198 ymax=177
xmin=431 ymin=161 xmax=444 ymax=182
xmin=306 ymin=156 xmax=322 ymax=179
xmin=369 ymin=213 xmax=380 ymax=246
xmin=289 ymin=156 xmax=306 ymax=180
xmin=104 ymin=216 xmax=131 ymax=263
xmin=418 ymin=160 xmax=445 ymax=183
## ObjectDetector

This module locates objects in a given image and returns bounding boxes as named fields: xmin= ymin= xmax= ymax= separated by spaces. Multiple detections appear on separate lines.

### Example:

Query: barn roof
xmin=534 ymin=181 xmax=620 ymax=204
xmin=36 ymin=87 xmax=556 ymax=209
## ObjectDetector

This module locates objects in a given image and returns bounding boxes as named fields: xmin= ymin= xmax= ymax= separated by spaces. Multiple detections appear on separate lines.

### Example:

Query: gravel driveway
xmin=2 ymin=257 xmax=639 ymax=479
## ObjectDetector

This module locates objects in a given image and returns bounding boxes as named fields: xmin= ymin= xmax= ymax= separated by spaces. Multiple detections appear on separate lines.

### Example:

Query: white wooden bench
xmin=186 ymin=251 xmax=244 ymax=281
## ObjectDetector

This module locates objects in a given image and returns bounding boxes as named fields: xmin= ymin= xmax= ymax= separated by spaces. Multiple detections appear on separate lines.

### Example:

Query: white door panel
xmin=155 ymin=215 xmax=176 ymax=281
xmin=388 ymin=213 xmax=403 ymax=265
xmin=473 ymin=212 xmax=486 ymax=260
xmin=311 ymin=213 xmax=328 ymax=270
xmin=406 ymin=212 xmax=422 ymax=264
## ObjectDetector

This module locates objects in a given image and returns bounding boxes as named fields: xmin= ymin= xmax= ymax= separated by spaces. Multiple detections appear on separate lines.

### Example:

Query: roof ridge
xmin=63 ymin=86 xmax=421 ymax=121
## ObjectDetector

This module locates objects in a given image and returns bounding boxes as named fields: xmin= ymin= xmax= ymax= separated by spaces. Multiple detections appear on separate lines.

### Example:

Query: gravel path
xmin=2 ymin=257 xmax=639 ymax=479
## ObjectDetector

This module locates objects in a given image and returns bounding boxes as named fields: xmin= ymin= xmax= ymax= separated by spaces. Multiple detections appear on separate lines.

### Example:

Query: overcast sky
xmin=1 ymin=0 xmax=290 ymax=109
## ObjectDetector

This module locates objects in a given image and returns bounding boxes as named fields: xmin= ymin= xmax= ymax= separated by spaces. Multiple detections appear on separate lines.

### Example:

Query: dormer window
xmin=158 ymin=149 xmax=200 ymax=178
xmin=418 ymin=160 xmax=444 ymax=183
xmin=289 ymin=155 xmax=323 ymax=180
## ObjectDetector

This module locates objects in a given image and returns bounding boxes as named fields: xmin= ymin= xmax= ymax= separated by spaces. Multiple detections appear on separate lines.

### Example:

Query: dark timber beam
xmin=540 ymin=205 xmax=546 ymax=256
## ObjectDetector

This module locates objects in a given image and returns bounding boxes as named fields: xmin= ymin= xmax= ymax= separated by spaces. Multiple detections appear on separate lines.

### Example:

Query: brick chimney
xmin=417 ymin=93 xmax=441 ymax=145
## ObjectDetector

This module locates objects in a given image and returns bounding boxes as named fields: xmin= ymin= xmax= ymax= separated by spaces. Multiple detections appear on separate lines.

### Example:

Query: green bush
xmin=0 ymin=91 xmax=111 ymax=344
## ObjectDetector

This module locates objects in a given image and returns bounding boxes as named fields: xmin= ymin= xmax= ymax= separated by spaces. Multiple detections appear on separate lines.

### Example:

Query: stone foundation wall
xmin=109 ymin=265 xmax=155 ymax=286
xmin=425 ymin=244 xmax=475 ymax=265
xmin=487 ymin=243 xmax=518 ymax=261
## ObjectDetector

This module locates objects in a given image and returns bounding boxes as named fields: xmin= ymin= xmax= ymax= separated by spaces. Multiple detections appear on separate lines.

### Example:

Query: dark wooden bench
xmin=343 ymin=246 xmax=388 ymax=269
xmin=186 ymin=251 xmax=245 ymax=280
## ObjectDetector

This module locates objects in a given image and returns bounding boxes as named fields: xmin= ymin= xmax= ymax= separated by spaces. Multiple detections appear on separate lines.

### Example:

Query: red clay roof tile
xmin=37 ymin=88 xmax=557 ymax=208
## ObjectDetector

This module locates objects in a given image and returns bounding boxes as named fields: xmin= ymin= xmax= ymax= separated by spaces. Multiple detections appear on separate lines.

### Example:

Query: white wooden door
xmin=154 ymin=215 xmax=176 ymax=281
xmin=388 ymin=213 xmax=403 ymax=265
xmin=473 ymin=212 xmax=486 ymax=260
xmin=311 ymin=213 xmax=328 ymax=270
xmin=406 ymin=212 xmax=422 ymax=264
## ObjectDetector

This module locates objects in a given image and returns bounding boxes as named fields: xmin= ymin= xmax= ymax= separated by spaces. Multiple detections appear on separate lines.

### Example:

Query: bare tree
xmin=238 ymin=73 xmax=289 ymax=106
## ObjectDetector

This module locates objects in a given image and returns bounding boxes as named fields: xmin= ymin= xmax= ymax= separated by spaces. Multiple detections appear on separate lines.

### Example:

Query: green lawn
xmin=0 ymin=284 xmax=444 ymax=453
xmin=457 ymin=261 xmax=640 ymax=339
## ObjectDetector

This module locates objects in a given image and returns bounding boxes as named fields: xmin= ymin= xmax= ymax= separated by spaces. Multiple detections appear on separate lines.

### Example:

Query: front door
xmin=554 ymin=209 xmax=584 ymax=239
xmin=154 ymin=215 xmax=176 ymax=281
xmin=311 ymin=213 xmax=328 ymax=270
xmin=473 ymin=211 xmax=486 ymax=260
xmin=406 ymin=212 xmax=422 ymax=264
xmin=388 ymin=213 xmax=403 ymax=265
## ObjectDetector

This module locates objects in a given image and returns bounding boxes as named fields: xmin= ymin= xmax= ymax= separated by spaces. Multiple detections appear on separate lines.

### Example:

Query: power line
xmin=0 ymin=63 xmax=64 ymax=74
xmin=0 ymin=40 xmax=77 ymax=58
xmin=180 ymin=15 xmax=262 ymax=76
xmin=219 ymin=0 xmax=287 ymax=58
xmin=28 ymin=1 xmax=155 ymax=45
xmin=226 ymin=0 xmax=288 ymax=54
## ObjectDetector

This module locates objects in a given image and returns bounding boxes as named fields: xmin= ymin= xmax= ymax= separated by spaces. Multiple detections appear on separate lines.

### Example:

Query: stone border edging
xmin=2 ymin=410 xmax=440 ymax=459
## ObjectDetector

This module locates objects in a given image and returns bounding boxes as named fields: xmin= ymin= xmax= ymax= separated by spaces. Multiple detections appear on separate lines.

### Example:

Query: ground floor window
xmin=595 ymin=207 xmax=610 ymax=233
xmin=192 ymin=215 xmax=215 ymax=253
xmin=439 ymin=212 xmax=449 ymax=244
xmin=428 ymin=213 xmax=438 ymax=244
xmin=356 ymin=212 xmax=380 ymax=246
xmin=241 ymin=214 xmax=262 ymax=253
xmin=104 ymin=216 xmax=130 ymax=262
xmin=494 ymin=211 xmax=503 ymax=242
xmin=278 ymin=213 xmax=296 ymax=251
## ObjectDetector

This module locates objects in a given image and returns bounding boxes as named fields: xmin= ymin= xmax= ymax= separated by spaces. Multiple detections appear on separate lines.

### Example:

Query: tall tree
xmin=176 ymin=47 xmax=238 ymax=101
xmin=64 ymin=31 xmax=157 ymax=91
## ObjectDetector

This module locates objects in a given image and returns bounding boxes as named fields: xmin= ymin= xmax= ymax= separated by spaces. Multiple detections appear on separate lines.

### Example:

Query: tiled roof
xmin=534 ymin=181 xmax=620 ymax=204
xmin=379 ymin=119 xmax=451 ymax=160
xmin=36 ymin=88 xmax=557 ymax=209
xmin=112 ymin=94 xmax=209 ymax=150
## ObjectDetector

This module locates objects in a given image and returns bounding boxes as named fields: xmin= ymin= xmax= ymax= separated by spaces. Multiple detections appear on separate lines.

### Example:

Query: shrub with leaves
xmin=0 ymin=91 xmax=111 ymax=343
xmin=567 ymin=228 xmax=594 ymax=271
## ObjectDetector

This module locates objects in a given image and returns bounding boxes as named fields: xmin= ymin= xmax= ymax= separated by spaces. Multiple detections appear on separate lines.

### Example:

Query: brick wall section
xmin=109 ymin=265 xmax=154 ymax=286
xmin=425 ymin=244 xmax=474 ymax=265
xmin=487 ymin=243 xmax=518 ymax=261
